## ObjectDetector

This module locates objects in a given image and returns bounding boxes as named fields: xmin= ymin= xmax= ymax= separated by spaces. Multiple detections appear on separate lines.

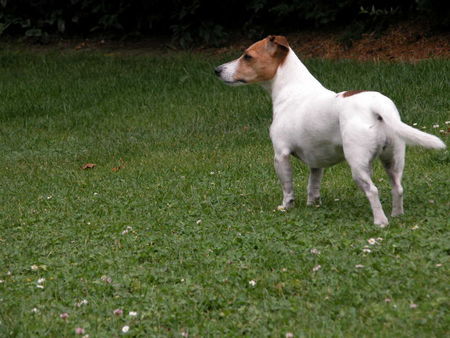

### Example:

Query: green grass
xmin=0 ymin=48 xmax=449 ymax=337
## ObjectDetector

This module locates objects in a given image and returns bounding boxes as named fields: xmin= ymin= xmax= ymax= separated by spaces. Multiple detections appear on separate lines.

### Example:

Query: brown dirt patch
xmin=213 ymin=21 xmax=450 ymax=62
xmin=3 ymin=21 xmax=449 ymax=61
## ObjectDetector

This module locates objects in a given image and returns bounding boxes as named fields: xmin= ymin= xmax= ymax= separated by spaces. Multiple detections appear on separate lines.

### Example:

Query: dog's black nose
xmin=214 ymin=66 xmax=222 ymax=76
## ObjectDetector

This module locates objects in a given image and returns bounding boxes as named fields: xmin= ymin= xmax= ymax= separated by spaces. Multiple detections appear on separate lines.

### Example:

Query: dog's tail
xmin=376 ymin=100 xmax=446 ymax=149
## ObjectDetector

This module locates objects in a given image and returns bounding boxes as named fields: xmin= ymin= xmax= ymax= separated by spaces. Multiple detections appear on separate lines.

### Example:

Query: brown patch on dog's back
xmin=342 ymin=90 xmax=366 ymax=97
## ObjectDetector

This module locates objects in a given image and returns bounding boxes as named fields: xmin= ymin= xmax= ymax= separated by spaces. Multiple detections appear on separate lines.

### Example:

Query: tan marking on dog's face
xmin=342 ymin=90 xmax=366 ymax=97
xmin=233 ymin=36 xmax=289 ymax=84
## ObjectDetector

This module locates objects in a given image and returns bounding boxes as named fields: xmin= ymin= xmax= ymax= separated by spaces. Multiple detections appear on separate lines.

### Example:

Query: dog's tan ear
xmin=267 ymin=35 xmax=290 ymax=57
xmin=269 ymin=35 xmax=289 ymax=49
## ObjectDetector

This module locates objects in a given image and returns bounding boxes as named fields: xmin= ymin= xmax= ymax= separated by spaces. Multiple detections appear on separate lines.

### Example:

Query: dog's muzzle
xmin=214 ymin=64 xmax=246 ymax=85
xmin=214 ymin=65 xmax=224 ymax=77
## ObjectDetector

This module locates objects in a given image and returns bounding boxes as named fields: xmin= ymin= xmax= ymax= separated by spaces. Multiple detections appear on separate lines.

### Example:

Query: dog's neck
xmin=262 ymin=48 xmax=325 ymax=107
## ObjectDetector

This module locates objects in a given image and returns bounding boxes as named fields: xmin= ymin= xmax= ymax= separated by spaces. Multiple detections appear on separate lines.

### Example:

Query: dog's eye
xmin=243 ymin=54 xmax=253 ymax=61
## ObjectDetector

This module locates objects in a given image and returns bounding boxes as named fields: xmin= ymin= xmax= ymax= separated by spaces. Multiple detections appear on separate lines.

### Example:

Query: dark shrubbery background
xmin=0 ymin=0 xmax=449 ymax=46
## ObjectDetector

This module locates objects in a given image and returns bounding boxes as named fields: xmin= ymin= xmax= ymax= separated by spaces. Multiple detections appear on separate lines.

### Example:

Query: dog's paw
xmin=276 ymin=205 xmax=287 ymax=212
xmin=306 ymin=197 xmax=321 ymax=206
xmin=276 ymin=198 xmax=294 ymax=212
xmin=374 ymin=217 xmax=389 ymax=228
xmin=391 ymin=210 xmax=404 ymax=217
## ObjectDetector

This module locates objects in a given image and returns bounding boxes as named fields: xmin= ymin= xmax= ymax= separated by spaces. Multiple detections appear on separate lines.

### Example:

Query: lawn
xmin=0 ymin=47 xmax=448 ymax=337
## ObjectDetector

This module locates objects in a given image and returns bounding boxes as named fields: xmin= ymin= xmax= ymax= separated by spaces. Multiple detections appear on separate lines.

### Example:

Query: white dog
xmin=215 ymin=35 xmax=446 ymax=226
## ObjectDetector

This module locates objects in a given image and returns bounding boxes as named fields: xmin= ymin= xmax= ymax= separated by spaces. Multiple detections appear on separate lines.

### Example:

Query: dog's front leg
xmin=274 ymin=152 xmax=295 ymax=210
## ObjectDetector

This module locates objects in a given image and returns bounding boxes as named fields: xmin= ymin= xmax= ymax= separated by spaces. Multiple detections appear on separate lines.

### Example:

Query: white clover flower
xmin=31 ymin=265 xmax=39 ymax=271
xmin=196 ymin=219 xmax=202 ymax=224
xmin=31 ymin=307 xmax=39 ymax=313
xmin=312 ymin=265 xmax=321 ymax=272
xmin=75 ymin=328 xmax=85 ymax=335
xmin=410 ymin=303 xmax=418 ymax=309
xmin=36 ymin=278 xmax=46 ymax=288
xmin=411 ymin=225 xmax=419 ymax=230
xmin=367 ymin=238 xmax=377 ymax=245
xmin=433 ymin=124 xmax=439 ymax=128
xmin=60 ymin=312 xmax=69 ymax=319
xmin=249 ymin=280 xmax=256 ymax=286
xmin=362 ymin=247 xmax=371 ymax=253
xmin=76 ymin=299 xmax=88 ymax=307
xmin=355 ymin=264 xmax=364 ymax=268
xmin=129 ymin=311 xmax=138 ymax=317
xmin=122 ymin=226 xmax=133 ymax=235
xmin=122 ymin=325 xmax=130 ymax=333
xmin=101 ymin=275 xmax=112 ymax=283
xmin=113 ymin=308 xmax=123 ymax=316
xmin=310 ymin=248 xmax=320 ymax=255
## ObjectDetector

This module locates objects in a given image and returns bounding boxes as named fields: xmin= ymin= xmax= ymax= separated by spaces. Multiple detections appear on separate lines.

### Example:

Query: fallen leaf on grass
xmin=81 ymin=163 xmax=96 ymax=170
xmin=112 ymin=158 xmax=126 ymax=172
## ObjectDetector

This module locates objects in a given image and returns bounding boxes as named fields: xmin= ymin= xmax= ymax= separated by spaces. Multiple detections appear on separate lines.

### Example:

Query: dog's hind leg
xmin=343 ymin=138 xmax=389 ymax=226
xmin=307 ymin=168 xmax=323 ymax=206
xmin=350 ymin=163 xmax=389 ymax=226
xmin=274 ymin=151 xmax=295 ymax=210
xmin=380 ymin=141 xmax=405 ymax=217
xmin=341 ymin=114 xmax=389 ymax=226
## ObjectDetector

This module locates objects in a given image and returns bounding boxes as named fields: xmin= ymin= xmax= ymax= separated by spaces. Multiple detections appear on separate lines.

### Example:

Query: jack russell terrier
xmin=215 ymin=35 xmax=446 ymax=226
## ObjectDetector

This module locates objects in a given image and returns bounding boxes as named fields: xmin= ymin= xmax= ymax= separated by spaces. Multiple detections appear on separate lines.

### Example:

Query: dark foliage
xmin=0 ymin=0 xmax=448 ymax=46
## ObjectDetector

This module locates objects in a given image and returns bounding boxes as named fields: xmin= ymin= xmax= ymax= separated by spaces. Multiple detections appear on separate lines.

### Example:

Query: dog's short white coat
xmin=217 ymin=46 xmax=445 ymax=226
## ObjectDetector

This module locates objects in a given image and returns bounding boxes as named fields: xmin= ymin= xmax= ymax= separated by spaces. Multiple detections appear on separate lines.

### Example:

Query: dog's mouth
xmin=223 ymin=79 xmax=247 ymax=85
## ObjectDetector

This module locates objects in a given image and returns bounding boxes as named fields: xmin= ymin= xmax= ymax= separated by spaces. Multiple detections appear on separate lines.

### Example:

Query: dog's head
xmin=215 ymin=35 xmax=290 ymax=86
